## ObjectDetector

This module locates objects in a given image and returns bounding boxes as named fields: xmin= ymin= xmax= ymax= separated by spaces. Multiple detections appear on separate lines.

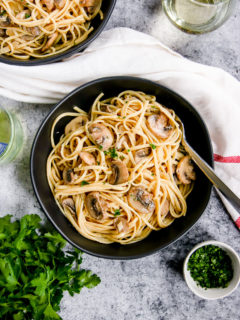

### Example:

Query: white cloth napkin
xmin=0 ymin=27 xmax=239 ymax=227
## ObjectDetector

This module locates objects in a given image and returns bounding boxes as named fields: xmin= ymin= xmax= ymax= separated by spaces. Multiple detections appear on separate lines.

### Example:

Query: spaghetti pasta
xmin=47 ymin=90 xmax=196 ymax=244
xmin=0 ymin=0 xmax=103 ymax=59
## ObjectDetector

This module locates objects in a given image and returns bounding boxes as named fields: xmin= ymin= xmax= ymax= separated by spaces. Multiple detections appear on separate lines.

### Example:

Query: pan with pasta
xmin=47 ymin=90 xmax=196 ymax=244
xmin=0 ymin=0 xmax=104 ymax=60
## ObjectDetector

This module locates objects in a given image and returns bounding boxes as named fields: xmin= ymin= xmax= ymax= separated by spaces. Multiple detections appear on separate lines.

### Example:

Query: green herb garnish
xmin=0 ymin=10 xmax=6 ymax=16
xmin=187 ymin=245 xmax=233 ymax=289
xmin=81 ymin=180 xmax=89 ymax=186
xmin=25 ymin=13 xmax=30 ymax=18
xmin=98 ymin=145 xmax=103 ymax=150
xmin=0 ymin=214 xmax=100 ymax=319
xmin=104 ymin=148 xmax=118 ymax=159
xmin=150 ymin=143 xmax=156 ymax=150
xmin=114 ymin=209 xmax=121 ymax=216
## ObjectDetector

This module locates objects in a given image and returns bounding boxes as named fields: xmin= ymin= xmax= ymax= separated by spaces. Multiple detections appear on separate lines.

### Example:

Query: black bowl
xmin=0 ymin=0 xmax=116 ymax=66
xmin=31 ymin=76 xmax=213 ymax=259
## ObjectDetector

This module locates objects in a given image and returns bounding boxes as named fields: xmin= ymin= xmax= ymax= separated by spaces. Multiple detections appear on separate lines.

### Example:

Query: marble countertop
xmin=0 ymin=1 xmax=240 ymax=319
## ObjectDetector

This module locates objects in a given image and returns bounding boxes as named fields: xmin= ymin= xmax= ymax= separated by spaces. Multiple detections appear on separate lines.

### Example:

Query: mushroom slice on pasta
xmin=128 ymin=187 xmax=155 ymax=215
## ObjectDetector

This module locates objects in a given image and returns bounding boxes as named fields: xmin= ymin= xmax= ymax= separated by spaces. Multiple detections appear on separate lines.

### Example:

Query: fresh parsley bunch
xmin=0 ymin=214 xmax=100 ymax=320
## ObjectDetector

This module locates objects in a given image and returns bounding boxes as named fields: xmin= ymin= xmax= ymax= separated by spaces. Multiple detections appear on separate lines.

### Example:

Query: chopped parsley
xmin=187 ymin=245 xmax=233 ymax=289
xmin=80 ymin=180 xmax=89 ymax=186
xmin=114 ymin=209 xmax=121 ymax=216
xmin=98 ymin=145 xmax=103 ymax=150
xmin=0 ymin=10 xmax=6 ymax=16
xmin=127 ymin=149 xmax=130 ymax=152
xmin=97 ymin=161 xmax=100 ymax=165
xmin=104 ymin=148 xmax=118 ymax=159
xmin=25 ymin=13 xmax=30 ymax=18
xmin=150 ymin=143 xmax=156 ymax=150
xmin=120 ymin=155 xmax=124 ymax=161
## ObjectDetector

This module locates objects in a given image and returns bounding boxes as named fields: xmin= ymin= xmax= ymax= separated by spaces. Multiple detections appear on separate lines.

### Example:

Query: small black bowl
xmin=0 ymin=0 xmax=116 ymax=66
xmin=31 ymin=76 xmax=213 ymax=259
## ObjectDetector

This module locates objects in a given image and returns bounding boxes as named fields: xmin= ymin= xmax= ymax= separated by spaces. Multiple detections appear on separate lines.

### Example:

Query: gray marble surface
xmin=0 ymin=1 xmax=240 ymax=319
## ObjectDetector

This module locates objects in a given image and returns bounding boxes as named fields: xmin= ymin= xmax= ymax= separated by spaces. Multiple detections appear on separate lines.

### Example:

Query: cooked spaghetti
xmin=47 ymin=90 xmax=196 ymax=244
xmin=0 ymin=0 xmax=103 ymax=59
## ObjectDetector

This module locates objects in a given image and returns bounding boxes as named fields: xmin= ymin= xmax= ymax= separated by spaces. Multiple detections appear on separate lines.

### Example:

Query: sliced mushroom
xmin=42 ymin=0 xmax=55 ymax=11
xmin=134 ymin=148 xmax=151 ymax=164
xmin=89 ymin=123 xmax=113 ymax=151
xmin=171 ymin=164 xmax=180 ymax=184
xmin=147 ymin=114 xmax=173 ymax=139
xmin=22 ymin=35 xmax=35 ymax=41
xmin=86 ymin=192 xmax=105 ymax=220
xmin=0 ymin=15 xmax=11 ymax=27
xmin=114 ymin=217 xmax=129 ymax=233
xmin=62 ymin=198 xmax=76 ymax=215
xmin=62 ymin=168 xmax=75 ymax=184
xmin=109 ymin=160 xmax=129 ymax=185
xmin=82 ymin=0 xmax=100 ymax=13
xmin=42 ymin=32 xmax=58 ymax=52
xmin=0 ymin=29 xmax=5 ymax=37
xmin=128 ymin=187 xmax=155 ymax=215
xmin=26 ymin=27 xmax=40 ymax=36
xmin=79 ymin=151 xmax=96 ymax=166
xmin=176 ymin=155 xmax=196 ymax=184
xmin=65 ymin=115 xmax=87 ymax=135
xmin=55 ymin=0 xmax=66 ymax=9
xmin=161 ymin=199 xmax=170 ymax=217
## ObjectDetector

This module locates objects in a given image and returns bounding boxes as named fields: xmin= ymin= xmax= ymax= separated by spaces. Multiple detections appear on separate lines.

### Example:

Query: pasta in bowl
xmin=31 ymin=77 xmax=213 ymax=259
xmin=0 ymin=0 xmax=116 ymax=64
xmin=47 ymin=90 xmax=196 ymax=244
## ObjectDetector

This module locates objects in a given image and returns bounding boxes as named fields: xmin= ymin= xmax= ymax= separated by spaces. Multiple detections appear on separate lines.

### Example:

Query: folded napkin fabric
xmin=0 ymin=27 xmax=239 ymax=227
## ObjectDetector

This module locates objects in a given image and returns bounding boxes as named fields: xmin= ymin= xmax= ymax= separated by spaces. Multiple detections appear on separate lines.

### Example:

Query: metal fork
xmin=178 ymin=119 xmax=240 ymax=229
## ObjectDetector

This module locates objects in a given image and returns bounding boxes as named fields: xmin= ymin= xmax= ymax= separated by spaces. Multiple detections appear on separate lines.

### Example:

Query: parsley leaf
xmin=81 ymin=180 xmax=89 ymax=186
xmin=0 ymin=214 xmax=100 ymax=320
xmin=104 ymin=148 xmax=118 ymax=159
xmin=114 ymin=209 xmax=121 ymax=216
xmin=150 ymin=143 xmax=156 ymax=150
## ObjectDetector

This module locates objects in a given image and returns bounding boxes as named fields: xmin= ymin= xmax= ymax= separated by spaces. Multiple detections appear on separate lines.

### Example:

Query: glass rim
xmin=190 ymin=0 xmax=230 ymax=6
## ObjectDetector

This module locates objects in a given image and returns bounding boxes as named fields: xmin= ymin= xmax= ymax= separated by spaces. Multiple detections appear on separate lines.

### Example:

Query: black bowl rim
xmin=30 ymin=76 xmax=213 ymax=260
xmin=0 ymin=0 xmax=116 ymax=66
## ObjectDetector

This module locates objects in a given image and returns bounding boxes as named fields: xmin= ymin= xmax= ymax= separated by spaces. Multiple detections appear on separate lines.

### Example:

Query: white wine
xmin=0 ymin=107 xmax=23 ymax=164
xmin=0 ymin=109 xmax=11 ymax=158
xmin=162 ymin=0 xmax=234 ymax=33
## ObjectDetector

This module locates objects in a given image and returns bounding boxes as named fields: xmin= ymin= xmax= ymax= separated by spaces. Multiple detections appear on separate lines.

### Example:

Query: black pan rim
xmin=0 ymin=0 xmax=116 ymax=66
xmin=30 ymin=76 xmax=213 ymax=260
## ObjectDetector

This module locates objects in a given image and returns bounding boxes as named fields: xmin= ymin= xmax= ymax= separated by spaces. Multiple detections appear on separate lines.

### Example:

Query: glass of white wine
xmin=0 ymin=107 xmax=23 ymax=165
xmin=162 ymin=0 xmax=236 ymax=34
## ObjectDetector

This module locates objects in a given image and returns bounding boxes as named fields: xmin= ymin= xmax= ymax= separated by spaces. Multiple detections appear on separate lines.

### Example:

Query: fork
xmin=178 ymin=119 xmax=240 ymax=230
